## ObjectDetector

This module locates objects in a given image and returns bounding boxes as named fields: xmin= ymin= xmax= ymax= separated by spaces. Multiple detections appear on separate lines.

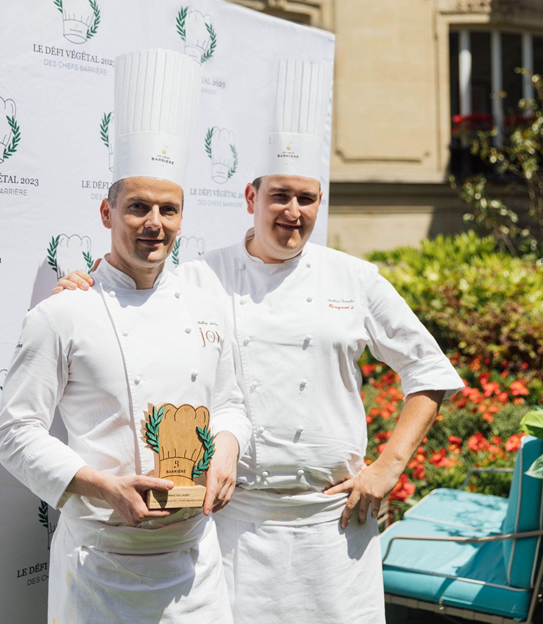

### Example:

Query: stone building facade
xmin=230 ymin=0 xmax=543 ymax=256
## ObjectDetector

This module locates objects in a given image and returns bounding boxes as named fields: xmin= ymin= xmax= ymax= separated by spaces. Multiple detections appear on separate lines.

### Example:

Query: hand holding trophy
xmin=144 ymin=404 xmax=216 ymax=509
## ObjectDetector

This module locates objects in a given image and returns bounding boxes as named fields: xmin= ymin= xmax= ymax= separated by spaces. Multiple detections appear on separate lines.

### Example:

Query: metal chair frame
xmin=382 ymin=467 xmax=543 ymax=623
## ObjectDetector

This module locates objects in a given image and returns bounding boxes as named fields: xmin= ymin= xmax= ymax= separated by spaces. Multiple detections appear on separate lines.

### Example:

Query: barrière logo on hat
xmin=100 ymin=111 xmax=114 ymax=172
xmin=205 ymin=127 xmax=237 ymax=183
xmin=0 ymin=96 xmax=21 ymax=164
xmin=54 ymin=0 xmax=101 ymax=45
xmin=47 ymin=234 xmax=94 ymax=279
xmin=176 ymin=6 xmax=217 ymax=64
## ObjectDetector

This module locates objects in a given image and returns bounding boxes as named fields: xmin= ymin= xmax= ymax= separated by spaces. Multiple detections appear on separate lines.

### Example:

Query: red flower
xmin=361 ymin=364 xmax=376 ymax=376
xmin=412 ymin=464 xmax=426 ymax=480
xmin=510 ymin=380 xmax=529 ymax=396
xmin=429 ymin=448 xmax=455 ymax=467
xmin=376 ymin=431 xmax=392 ymax=441
xmin=505 ymin=433 xmax=525 ymax=452
xmin=468 ymin=433 xmax=489 ymax=454
xmin=389 ymin=474 xmax=415 ymax=501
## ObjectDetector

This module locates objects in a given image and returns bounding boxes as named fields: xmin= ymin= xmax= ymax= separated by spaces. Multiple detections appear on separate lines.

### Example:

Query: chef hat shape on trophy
xmin=0 ymin=97 xmax=16 ymax=165
xmin=255 ymin=58 xmax=333 ymax=181
xmin=62 ymin=0 xmax=95 ymax=44
xmin=184 ymin=8 xmax=214 ymax=63
xmin=158 ymin=405 xmax=211 ymax=486
xmin=113 ymin=49 xmax=202 ymax=189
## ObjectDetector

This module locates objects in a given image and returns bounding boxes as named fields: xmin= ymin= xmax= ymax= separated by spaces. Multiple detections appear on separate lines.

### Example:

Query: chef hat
xmin=255 ymin=58 xmax=333 ymax=182
xmin=113 ymin=49 xmax=201 ymax=189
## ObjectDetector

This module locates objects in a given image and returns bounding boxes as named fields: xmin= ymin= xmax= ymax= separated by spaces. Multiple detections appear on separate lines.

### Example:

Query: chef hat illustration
xmin=56 ymin=234 xmax=92 ymax=279
xmin=180 ymin=236 xmax=206 ymax=261
xmin=210 ymin=128 xmax=236 ymax=184
xmin=184 ymin=8 xmax=213 ymax=63
xmin=0 ymin=97 xmax=16 ymax=165
xmin=255 ymin=59 xmax=333 ymax=182
xmin=113 ymin=49 xmax=202 ymax=189
xmin=62 ymin=0 xmax=94 ymax=44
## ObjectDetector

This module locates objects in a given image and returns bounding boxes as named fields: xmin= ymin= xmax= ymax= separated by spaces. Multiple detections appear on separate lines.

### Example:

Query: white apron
xmin=179 ymin=231 xmax=464 ymax=624
xmin=0 ymin=258 xmax=250 ymax=623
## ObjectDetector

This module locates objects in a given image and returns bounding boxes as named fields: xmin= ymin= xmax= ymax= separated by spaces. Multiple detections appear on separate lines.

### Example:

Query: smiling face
xmin=100 ymin=177 xmax=183 ymax=283
xmin=245 ymin=175 xmax=322 ymax=263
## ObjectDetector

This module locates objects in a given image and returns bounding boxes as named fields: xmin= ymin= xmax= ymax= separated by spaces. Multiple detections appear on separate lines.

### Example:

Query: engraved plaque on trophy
xmin=143 ymin=404 xmax=215 ymax=509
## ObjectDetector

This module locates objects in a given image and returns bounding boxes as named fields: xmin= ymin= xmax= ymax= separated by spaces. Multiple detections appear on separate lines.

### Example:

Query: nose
xmin=284 ymin=198 xmax=301 ymax=220
xmin=145 ymin=206 xmax=162 ymax=229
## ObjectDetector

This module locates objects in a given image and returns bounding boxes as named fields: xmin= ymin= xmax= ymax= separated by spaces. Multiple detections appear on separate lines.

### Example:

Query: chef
xmin=54 ymin=58 xmax=465 ymax=624
xmin=0 ymin=49 xmax=250 ymax=624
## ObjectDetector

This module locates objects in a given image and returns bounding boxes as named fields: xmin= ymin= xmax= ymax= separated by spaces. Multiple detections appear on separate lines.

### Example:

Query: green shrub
xmin=365 ymin=231 xmax=543 ymax=376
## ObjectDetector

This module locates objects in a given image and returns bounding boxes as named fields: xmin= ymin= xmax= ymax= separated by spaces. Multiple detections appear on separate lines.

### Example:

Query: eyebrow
xmin=268 ymin=187 xmax=318 ymax=200
xmin=126 ymin=196 xmax=181 ymax=208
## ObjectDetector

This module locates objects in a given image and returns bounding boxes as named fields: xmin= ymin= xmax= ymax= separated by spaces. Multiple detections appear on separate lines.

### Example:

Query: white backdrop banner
xmin=0 ymin=1 xmax=334 ymax=620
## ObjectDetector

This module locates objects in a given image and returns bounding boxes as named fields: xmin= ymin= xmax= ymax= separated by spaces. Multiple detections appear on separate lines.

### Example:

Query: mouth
xmin=275 ymin=222 xmax=301 ymax=232
xmin=137 ymin=238 xmax=164 ymax=247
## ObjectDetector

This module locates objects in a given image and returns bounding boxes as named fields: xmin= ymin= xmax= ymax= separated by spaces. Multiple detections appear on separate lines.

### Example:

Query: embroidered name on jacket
xmin=197 ymin=321 xmax=221 ymax=348
xmin=327 ymin=299 xmax=355 ymax=310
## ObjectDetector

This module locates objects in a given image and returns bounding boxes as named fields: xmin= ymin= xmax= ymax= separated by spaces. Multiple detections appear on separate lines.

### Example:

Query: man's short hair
xmin=108 ymin=179 xmax=124 ymax=207
xmin=252 ymin=177 xmax=263 ymax=191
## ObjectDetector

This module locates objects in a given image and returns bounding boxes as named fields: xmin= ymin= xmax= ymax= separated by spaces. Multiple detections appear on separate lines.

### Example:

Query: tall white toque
xmin=112 ymin=49 xmax=202 ymax=188
xmin=256 ymin=58 xmax=333 ymax=182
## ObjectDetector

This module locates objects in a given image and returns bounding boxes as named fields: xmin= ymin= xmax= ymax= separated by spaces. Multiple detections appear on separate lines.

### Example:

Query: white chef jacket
xmin=179 ymin=229 xmax=465 ymax=497
xmin=177 ymin=230 xmax=465 ymax=624
xmin=0 ymin=258 xmax=250 ymax=623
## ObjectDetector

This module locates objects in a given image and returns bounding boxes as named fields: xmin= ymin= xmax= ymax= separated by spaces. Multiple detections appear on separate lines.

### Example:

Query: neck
xmin=246 ymin=234 xmax=303 ymax=264
xmin=107 ymin=251 xmax=164 ymax=289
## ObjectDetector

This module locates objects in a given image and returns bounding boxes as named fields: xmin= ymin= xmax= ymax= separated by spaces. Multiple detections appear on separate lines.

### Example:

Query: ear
xmin=245 ymin=183 xmax=256 ymax=215
xmin=100 ymin=199 xmax=113 ymax=230
xmin=317 ymin=190 xmax=323 ymax=208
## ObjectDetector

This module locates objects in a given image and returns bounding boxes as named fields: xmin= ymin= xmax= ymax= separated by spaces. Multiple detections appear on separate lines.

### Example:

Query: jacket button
xmin=243 ymin=337 xmax=251 ymax=346
xmin=122 ymin=330 xmax=129 ymax=337
xmin=240 ymin=298 xmax=247 ymax=305
xmin=250 ymin=381 xmax=258 ymax=392
xmin=258 ymin=426 xmax=265 ymax=434
xmin=261 ymin=470 xmax=269 ymax=478
xmin=306 ymin=296 xmax=313 ymax=303
xmin=300 ymin=379 xmax=308 ymax=389
xmin=304 ymin=335 xmax=312 ymax=343
xmin=109 ymin=290 xmax=116 ymax=298
xmin=191 ymin=371 xmax=198 ymax=380
xmin=240 ymin=263 xmax=246 ymax=270
xmin=185 ymin=326 xmax=192 ymax=334
xmin=297 ymin=426 xmax=304 ymax=433
xmin=134 ymin=376 xmax=141 ymax=385
xmin=306 ymin=262 xmax=312 ymax=268
xmin=297 ymin=469 xmax=305 ymax=476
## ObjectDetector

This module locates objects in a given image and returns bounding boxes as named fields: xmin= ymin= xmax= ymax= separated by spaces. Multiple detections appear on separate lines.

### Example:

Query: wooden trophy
xmin=143 ymin=403 xmax=215 ymax=509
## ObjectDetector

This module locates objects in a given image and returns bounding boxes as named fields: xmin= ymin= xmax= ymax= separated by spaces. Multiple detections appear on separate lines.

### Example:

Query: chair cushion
xmin=381 ymin=519 xmax=532 ymax=619
xmin=405 ymin=488 xmax=508 ymax=534
xmin=502 ymin=436 xmax=543 ymax=589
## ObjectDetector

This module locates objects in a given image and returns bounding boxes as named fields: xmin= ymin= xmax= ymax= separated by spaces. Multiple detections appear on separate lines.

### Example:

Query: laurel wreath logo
xmin=38 ymin=500 xmax=49 ymax=529
xmin=3 ymin=116 xmax=21 ymax=161
xmin=100 ymin=112 xmax=112 ymax=148
xmin=47 ymin=235 xmax=93 ymax=274
xmin=47 ymin=235 xmax=60 ymax=273
xmin=176 ymin=6 xmax=188 ymax=40
xmin=54 ymin=0 xmax=100 ymax=39
xmin=176 ymin=6 xmax=216 ymax=63
xmin=172 ymin=238 xmax=181 ymax=267
xmin=192 ymin=425 xmax=215 ymax=478
xmin=82 ymin=251 xmax=94 ymax=273
xmin=228 ymin=144 xmax=238 ymax=179
xmin=145 ymin=405 xmax=165 ymax=454
xmin=205 ymin=128 xmax=238 ymax=180
xmin=201 ymin=23 xmax=217 ymax=64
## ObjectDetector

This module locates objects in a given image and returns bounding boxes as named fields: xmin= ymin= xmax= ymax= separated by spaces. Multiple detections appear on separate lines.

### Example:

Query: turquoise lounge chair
xmin=380 ymin=436 xmax=543 ymax=623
